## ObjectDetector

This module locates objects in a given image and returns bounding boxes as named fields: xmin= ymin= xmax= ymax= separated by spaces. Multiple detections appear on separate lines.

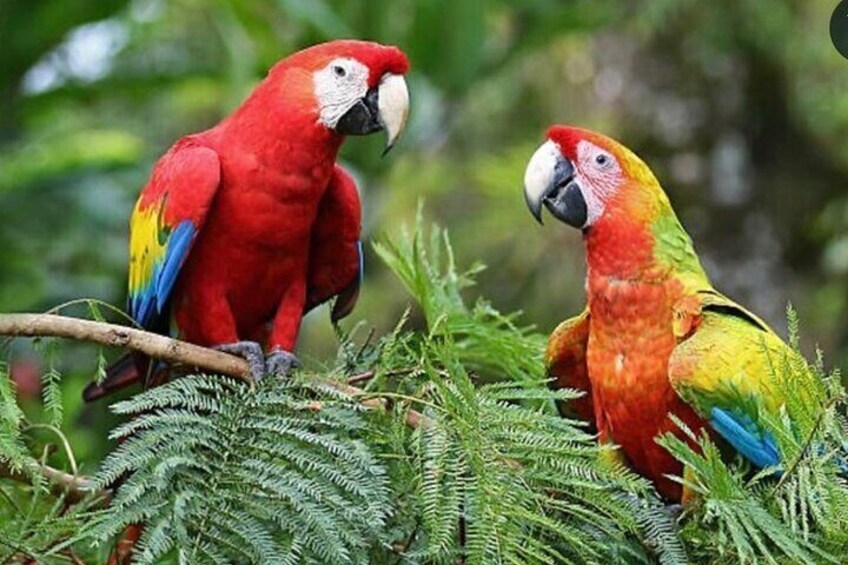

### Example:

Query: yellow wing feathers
xmin=128 ymin=199 xmax=168 ymax=297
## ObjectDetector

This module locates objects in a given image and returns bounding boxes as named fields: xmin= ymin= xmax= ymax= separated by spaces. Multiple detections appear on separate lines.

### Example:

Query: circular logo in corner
xmin=831 ymin=1 xmax=848 ymax=59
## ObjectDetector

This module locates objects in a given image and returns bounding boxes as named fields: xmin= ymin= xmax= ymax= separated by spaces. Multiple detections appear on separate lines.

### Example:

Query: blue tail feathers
xmin=710 ymin=407 xmax=781 ymax=469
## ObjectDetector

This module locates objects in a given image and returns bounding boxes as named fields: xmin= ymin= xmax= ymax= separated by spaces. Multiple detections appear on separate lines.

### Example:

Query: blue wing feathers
xmin=710 ymin=408 xmax=848 ymax=478
xmin=130 ymin=220 xmax=196 ymax=328
xmin=357 ymin=240 xmax=364 ymax=285
xmin=134 ymin=292 xmax=155 ymax=329
xmin=710 ymin=407 xmax=780 ymax=469
xmin=156 ymin=222 xmax=195 ymax=311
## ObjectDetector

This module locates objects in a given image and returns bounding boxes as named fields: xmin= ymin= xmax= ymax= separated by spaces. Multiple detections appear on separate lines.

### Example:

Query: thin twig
xmin=391 ymin=520 xmax=420 ymax=561
xmin=771 ymin=394 xmax=846 ymax=494
xmin=347 ymin=371 xmax=375 ymax=385
xmin=65 ymin=549 xmax=86 ymax=565
xmin=334 ymin=383 xmax=425 ymax=428
xmin=0 ymin=463 xmax=105 ymax=504
xmin=346 ymin=367 xmax=420 ymax=387
xmin=24 ymin=424 xmax=78 ymax=476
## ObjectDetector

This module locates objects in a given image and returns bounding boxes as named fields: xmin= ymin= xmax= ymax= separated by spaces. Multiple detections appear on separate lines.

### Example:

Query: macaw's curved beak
xmin=523 ymin=140 xmax=587 ymax=228
xmin=336 ymin=73 xmax=409 ymax=155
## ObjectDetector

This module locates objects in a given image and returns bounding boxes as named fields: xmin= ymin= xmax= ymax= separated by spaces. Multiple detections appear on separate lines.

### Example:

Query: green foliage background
xmin=1 ymin=0 xmax=848 ymax=563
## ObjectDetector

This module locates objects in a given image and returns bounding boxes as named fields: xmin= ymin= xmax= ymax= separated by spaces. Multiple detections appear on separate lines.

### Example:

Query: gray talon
xmin=214 ymin=341 xmax=266 ymax=381
xmin=663 ymin=503 xmax=684 ymax=521
xmin=265 ymin=349 xmax=301 ymax=378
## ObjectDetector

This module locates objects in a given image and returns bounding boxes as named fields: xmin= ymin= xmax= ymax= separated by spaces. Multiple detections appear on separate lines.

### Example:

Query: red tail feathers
xmin=107 ymin=524 xmax=144 ymax=565
xmin=82 ymin=353 xmax=145 ymax=402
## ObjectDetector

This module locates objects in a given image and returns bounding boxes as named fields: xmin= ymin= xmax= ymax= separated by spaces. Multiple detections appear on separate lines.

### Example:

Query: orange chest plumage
xmin=587 ymin=275 xmax=679 ymax=404
xmin=584 ymin=228 xmax=708 ymax=500
xmin=583 ymin=213 xmax=682 ymax=403
xmin=586 ymin=274 xmax=707 ymax=499
xmin=587 ymin=274 xmax=681 ymax=424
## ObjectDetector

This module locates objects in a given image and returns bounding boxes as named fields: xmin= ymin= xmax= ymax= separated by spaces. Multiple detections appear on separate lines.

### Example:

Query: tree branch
xmin=0 ymin=313 xmax=425 ymax=497
xmin=0 ymin=462 xmax=107 ymax=504
xmin=0 ymin=313 xmax=252 ymax=381
xmin=334 ymin=382 xmax=423 ymax=428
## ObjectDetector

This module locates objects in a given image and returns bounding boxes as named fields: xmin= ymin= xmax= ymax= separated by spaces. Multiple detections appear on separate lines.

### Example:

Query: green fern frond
xmin=82 ymin=375 xmax=390 ymax=564
xmin=35 ymin=340 xmax=64 ymax=427
xmin=0 ymin=362 xmax=29 ymax=473
xmin=373 ymin=205 xmax=547 ymax=390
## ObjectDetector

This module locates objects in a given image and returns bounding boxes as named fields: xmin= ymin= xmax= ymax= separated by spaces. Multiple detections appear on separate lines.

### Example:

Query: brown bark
xmin=0 ymin=313 xmax=425 ymax=500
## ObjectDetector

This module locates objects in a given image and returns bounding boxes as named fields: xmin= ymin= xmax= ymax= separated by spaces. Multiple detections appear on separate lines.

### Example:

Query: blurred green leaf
xmin=0 ymin=130 xmax=144 ymax=191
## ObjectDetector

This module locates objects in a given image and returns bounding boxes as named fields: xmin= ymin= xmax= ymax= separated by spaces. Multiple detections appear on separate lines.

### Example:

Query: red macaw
xmin=523 ymin=125 xmax=825 ymax=502
xmin=84 ymin=40 xmax=409 ymax=400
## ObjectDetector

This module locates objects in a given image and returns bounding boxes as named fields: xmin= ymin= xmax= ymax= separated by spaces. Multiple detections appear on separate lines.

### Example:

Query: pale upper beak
xmin=377 ymin=73 xmax=409 ymax=154
xmin=523 ymin=140 xmax=587 ymax=228
xmin=334 ymin=73 xmax=409 ymax=154
xmin=524 ymin=141 xmax=562 ymax=224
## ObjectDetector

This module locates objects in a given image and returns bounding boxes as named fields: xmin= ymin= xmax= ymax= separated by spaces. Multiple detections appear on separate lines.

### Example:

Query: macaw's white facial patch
xmin=313 ymin=58 xmax=370 ymax=128
xmin=574 ymin=139 xmax=623 ymax=225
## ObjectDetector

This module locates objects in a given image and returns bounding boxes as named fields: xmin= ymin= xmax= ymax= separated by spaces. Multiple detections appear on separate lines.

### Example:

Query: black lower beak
xmin=336 ymin=88 xmax=383 ymax=136
xmin=544 ymin=158 xmax=587 ymax=229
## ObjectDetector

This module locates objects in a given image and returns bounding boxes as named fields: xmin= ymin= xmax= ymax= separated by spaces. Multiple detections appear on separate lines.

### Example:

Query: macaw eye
xmin=595 ymin=154 xmax=609 ymax=167
xmin=333 ymin=65 xmax=347 ymax=78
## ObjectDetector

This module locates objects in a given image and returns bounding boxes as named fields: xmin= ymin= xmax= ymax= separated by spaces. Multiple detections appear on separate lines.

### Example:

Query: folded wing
xmin=304 ymin=165 xmax=363 ymax=322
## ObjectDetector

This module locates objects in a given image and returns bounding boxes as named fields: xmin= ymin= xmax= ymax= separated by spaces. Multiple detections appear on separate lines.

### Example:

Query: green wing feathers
xmin=668 ymin=291 xmax=823 ymax=468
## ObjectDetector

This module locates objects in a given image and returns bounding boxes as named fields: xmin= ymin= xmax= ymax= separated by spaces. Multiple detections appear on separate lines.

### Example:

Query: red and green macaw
xmin=84 ymin=40 xmax=409 ymax=401
xmin=523 ymin=125 xmax=823 ymax=502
